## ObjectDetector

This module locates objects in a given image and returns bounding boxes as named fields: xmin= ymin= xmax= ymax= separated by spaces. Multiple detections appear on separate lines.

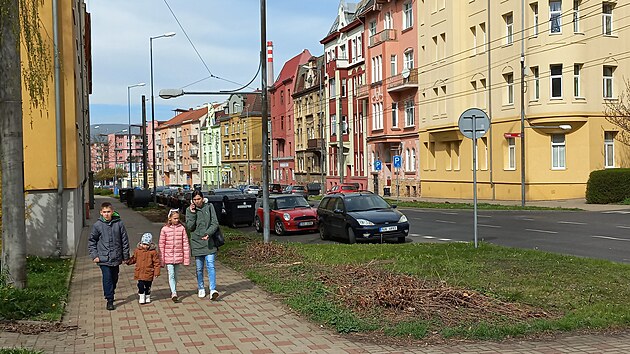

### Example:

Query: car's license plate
xmin=237 ymin=205 xmax=251 ymax=209
xmin=299 ymin=221 xmax=314 ymax=226
xmin=379 ymin=226 xmax=397 ymax=232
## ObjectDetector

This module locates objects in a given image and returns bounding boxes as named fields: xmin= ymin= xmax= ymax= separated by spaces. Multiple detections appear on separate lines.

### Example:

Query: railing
xmin=307 ymin=139 xmax=320 ymax=149
xmin=356 ymin=84 xmax=369 ymax=98
xmin=189 ymin=135 xmax=198 ymax=142
xmin=191 ymin=163 xmax=199 ymax=169
xmin=190 ymin=149 xmax=199 ymax=156
xmin=369 ymin=28 xmax=396 ymax=47
xmin=386 ymin=67 xmax=419 ymax=92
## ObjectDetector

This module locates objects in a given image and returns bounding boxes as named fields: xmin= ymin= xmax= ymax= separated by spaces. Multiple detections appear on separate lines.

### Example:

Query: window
xmin=550 ymin=1 xmax=561 ymax=34
xmin=403 ymin=2 xmax=413 ymax=29
xmin=392 ymin=102 xmax=398 ymax=127
xmin=480 ymin=23 xmax=487 ymax=52
xmin=532 ymin=66 xmax=540 ymax=100
xmin=531 ymin=3 xmax=539 ymax=36
xmin=331 ymin=115 xmax=336 ymax=136
xmin=550 ymin=64 xmax=563 ymax=99
xmin=371 ymin=56 xmax=382 ymax=83
xmin=551 ymin=134 xmax=566 ymax=169
xmin=573 ymin=64 xmax=582 ymax=98
xmin=432 ymin=36 xmax=438 ymax=61
xmin=404 ymin=50 xmax=414 ymax=69
xmin=604 ymin=131 xmax=615 ymax=168
xmin=405 ymin=149 xmax=411 ymax=171
xmin=339 ymin=44 xmax=347 ymax=60
xmin=390 ymin=55 xmax=397 ymax=76
xmin=504 ymin=13 xmax=513 ymax=44
xmin=411 ymin=149 xmax=416 ymax=172
xmin=356 ymin=36 xmax=362 ymax=58
xmin=369 ymin=20 xmax=376 ymax=37
xmin=224 ymin=125 xmax=229 ymax=136
xmin=504 ymin=73 xmax=514 ymax=104
xmin=603 ymin=3 xmax=613 ymax=35
xmin=224 ymin=144 xmax=229 ymax=156
xmin=603 ymin=66 xmax=615 ymax=98
xmin=342 ymin=116 xmax=348 ymax=135
xmin=405 ymin=100 xmax=415 ymax=127
xmin=329 ymin=78 xmax=336 ymax=97
xmin=507 ymin=138 xmax=516 ymax=170
xmin=384 ymin=11 xmax=393 ymax=29
xmin=372 ymin=103 xmax=383 ymax=130
xmin=341 ymin=79 xmax=347 ymax=97
xmin=573 ymin=1 xmax=580 ymax=32
xmin=470 ymin=26 xmax=477 ymax=55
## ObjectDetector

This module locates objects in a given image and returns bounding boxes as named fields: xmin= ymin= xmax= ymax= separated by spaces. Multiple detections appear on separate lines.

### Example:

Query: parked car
xmin=254 ymin=194 xmax=318 ymax=235
xmin=317 ymin=192 xmax=409 ymax=244
xmin=269 ymin=183 xmax=283 ymax=194
xmin=245 ymin=185 xmax=260 ymax=196
xmin=208 ymin=188 xmax=243 ymax=195
xmin=327 ymin=183 xmax=359 ymax=194
xmin=283 ymin=185 xmax=308 ymax=198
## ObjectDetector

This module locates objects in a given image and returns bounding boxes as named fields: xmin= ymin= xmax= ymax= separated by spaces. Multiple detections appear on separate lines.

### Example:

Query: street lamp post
xmin=150 ymin=32 xmax=176 ymax=201
xmin=128 ymin=82 xmax=145 ymax=188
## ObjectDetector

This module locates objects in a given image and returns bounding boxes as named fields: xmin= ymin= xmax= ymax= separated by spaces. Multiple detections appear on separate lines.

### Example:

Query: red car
xmin=327 ymin=184 xmax=359 ymax=194
xmin=254 ymin=195 xmax=318 ymax=235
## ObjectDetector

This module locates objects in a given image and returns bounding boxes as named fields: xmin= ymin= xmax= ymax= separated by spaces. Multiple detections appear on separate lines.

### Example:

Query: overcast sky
xmin=87 ymin=0 xmax=340 ymax=125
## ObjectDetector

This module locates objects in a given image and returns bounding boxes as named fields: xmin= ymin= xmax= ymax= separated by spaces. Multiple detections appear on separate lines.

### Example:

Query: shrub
xmin=94 ymin=188 xmax=113 ymax=196
xmin=586 ymin=168 xmax=630 ymax=204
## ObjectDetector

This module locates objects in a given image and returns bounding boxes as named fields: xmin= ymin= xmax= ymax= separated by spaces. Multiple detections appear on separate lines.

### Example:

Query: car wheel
xmin=347 ymin=227 xmax=356 ymax=244
xmin=319 ymin=224 xmax=328 ymax=240
xmin=274 ymin=219 xmax=286 ymax=236
xmin=397 ymin=236 xmax=406 ymax=244
xmin=254 ymin=216 xmax=262 ymax=233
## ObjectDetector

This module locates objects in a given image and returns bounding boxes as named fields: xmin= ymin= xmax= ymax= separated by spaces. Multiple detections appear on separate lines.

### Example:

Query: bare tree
xmin=605 ymin=79 xmax=630 ymax=146
xmin=0 ymin=0 xmax=50 ymax=289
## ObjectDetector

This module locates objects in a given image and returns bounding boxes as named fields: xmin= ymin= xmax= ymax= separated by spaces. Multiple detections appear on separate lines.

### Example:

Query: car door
xmin=328 ymin=197 xmax=346 ymax=237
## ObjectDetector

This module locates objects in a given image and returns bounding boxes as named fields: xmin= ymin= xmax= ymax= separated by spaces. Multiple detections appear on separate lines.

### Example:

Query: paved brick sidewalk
xmin=3 ymin=196 xmax=630 ymax=353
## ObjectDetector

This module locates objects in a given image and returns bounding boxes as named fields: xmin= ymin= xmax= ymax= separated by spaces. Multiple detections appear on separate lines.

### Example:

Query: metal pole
xmin=473 ymin=117 xmax=478 ymax=249
xmin=150 ymin=37 xmax=157 ymax=201
xmin=260 ymin=0 xmax=271 ymax=243
xmin=127 ymin=86 xmax=133 ymax=189
xmin=318 ymin=64 xmax=324 ymax=190
xmin=141 ymin=95 xmax=148 ymax=189
xmin=114 ymin=144 xmax=118 ymax=196
xmin=338 ymin=99 xmax=344 ymax=184
xmin=520 ymin=0 xmax=526 ymax=206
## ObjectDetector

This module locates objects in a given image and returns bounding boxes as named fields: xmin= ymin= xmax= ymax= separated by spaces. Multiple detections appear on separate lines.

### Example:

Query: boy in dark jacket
xmin=127 ymin=233 xmax=161 ymax=304
xmin=88 ymin=202 xmax=130 ymax=310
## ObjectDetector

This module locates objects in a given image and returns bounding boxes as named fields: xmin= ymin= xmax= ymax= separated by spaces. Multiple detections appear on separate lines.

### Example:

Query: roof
xmin=159 ymin=106 xmax=208 ymax=128
xmin=269 ymin=49 xmax=312 ymax=92
xmin=293 ymin=55 xmax=324 ymax=97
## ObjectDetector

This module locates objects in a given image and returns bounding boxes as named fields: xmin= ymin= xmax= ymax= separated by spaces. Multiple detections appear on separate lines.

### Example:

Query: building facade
xmin=201 ymin=103 xmax=225 ymax=190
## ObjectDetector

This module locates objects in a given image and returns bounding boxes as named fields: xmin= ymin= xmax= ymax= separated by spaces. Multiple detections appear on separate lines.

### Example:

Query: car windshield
xmin=344 ymin=195 xmax=391 ymax=212
xmin=214 ymin=189 xmax=242 ymax=195
xmin=275 ymin=196 xmax=310 ymax=210
xmin=292 ymin=186 xmax=305 ymax=190
xmin=342 ymin=185 xmax=358 ymax=191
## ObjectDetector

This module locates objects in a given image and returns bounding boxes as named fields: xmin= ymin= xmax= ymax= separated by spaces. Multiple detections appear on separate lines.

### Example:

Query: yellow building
xmin=220 ymin=94 xmax=263 ymax=186
xmin=418 ymin=0 xmax=630 ymax=201
xmin=21 ymin=0 xmax=91 ymax=255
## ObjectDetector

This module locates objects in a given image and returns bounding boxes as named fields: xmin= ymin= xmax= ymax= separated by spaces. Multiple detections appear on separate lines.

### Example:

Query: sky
xmin=87 ymin=0 xmax=342 ymax=126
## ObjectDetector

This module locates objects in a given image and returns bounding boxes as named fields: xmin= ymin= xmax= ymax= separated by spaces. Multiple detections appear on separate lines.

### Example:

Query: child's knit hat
xmin=141 ymin=233 xmax=153 ymax=245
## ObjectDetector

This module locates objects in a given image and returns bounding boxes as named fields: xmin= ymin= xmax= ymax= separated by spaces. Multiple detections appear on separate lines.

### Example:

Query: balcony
xmin=167 ymin=138 xmax=175 ymax=145
xmin=167 ymin=152 xmax=174 ymax=159
xmin=386 ymin=67 xmax=419 ymax=93
xmin=356 ymin=84 xmax=369 ymax=98
xmin=190 ymin=149 xmax=199 ymax=156
xmin=191 ymin=163 xmax=199 ymax=169
xmin=189 ymin=135 xmax=198 ymax=142
xmin=369 ymin=29 xmax=396 ymax=47
xmin=307 ymin=138 xmax=321 ymax=150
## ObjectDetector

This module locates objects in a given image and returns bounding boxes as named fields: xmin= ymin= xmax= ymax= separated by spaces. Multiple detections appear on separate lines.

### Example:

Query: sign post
xmin=458 ymin=108 xmax=490 ymax=248
xmin=393 ymin=155 xmax=402 ymax=203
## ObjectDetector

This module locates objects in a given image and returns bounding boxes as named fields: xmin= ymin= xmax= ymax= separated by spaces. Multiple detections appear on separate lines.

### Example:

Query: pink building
xmin=269 ymin=49 xmax=312 ymax=185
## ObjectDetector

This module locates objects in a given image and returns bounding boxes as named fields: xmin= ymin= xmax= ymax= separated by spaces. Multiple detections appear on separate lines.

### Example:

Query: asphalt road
xmin=243 ymin=199 xmax=630 ymax=263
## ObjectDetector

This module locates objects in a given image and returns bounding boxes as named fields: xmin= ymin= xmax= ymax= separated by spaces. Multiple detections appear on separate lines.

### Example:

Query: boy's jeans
xmin=195 ymin=254 xmax=216 ymax=291
xmin=166 ymin=264 xmax=180 ymax=294
xmin=99 ymin=265 xmax=120 ymax=301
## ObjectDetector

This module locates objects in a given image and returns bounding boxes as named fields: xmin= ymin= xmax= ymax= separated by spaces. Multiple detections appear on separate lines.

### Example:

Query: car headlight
xmin=283 ymin=213 xmax=291 ymax=221
xmin=356 ymin=219 xmax=374 ymax=226
xmin=398 ymin=214 xmax=408 ymax=223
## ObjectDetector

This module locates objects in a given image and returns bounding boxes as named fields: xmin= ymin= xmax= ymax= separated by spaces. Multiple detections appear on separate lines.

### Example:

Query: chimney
xmin=267 ymin=41 xmax=274 ymax=87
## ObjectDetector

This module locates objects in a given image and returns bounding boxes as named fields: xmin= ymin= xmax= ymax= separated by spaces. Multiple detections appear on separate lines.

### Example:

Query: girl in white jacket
xmin=159 ymin=209 xmax=190 ymax=302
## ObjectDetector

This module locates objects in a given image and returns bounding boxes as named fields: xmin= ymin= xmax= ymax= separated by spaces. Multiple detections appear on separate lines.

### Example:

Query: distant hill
xmin=90 ymin=124 xmax=142 ymax=143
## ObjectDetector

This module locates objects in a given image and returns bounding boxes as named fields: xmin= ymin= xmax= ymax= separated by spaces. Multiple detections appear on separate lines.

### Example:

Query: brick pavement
xmin=2 ymin=196 xmax=630 ymax=353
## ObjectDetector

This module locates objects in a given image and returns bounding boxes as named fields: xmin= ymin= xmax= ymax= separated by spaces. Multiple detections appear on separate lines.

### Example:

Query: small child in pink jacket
xmin=159 ymin=209 xmax=190 ymax=302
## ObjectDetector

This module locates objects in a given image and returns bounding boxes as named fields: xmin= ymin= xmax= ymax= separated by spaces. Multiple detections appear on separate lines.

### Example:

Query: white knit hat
xmin=141 ymin=233 xmax=153 ymax=245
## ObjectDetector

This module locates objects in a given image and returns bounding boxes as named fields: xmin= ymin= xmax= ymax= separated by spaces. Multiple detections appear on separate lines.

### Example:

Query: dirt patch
xmin=0 ymin=320 xmax=77 ymax=334
xmin=318 ymin=264 xmax=554 ymax=327
xmin=136 ymin=208 xmax=169 ymax=223
xmin=229 ymin=242 xmax=303 ymax=265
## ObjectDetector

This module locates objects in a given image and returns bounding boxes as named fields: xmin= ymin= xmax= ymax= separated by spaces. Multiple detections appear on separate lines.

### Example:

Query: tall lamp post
xmin=150 ymin=32 xmax=176 ymax=201
xmin=128 ymin=82 xmax=145 ymax=188
xmin=301 ymin=63 xmax=324 ymax=190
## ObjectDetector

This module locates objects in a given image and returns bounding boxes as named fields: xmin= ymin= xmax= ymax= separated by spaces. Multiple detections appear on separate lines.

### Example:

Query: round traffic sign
xmin=458 ymin=108 xmax=490 ymax=139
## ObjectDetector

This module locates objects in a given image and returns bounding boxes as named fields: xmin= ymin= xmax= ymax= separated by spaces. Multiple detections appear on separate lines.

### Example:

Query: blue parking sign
xmin=393 ymin=155 xmax=402 ymax=169
xmin=374 ymin=160 xmax=382 ymax=171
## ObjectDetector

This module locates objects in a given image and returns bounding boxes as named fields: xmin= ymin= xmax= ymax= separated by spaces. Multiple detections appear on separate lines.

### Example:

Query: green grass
xmin=385 ymin=199 xmax=580 ymax=211
xmin=0 ymin=257 xmax=72 ymax=321
xmin=0 ymin=349 xmax=43 ymax=354
xmin=219 ymin=232 xmax=630 ymax=341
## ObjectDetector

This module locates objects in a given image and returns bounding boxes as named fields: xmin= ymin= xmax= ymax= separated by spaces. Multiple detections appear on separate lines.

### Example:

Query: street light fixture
xmin=301 ymin=63 xmax=325 ymax=190
xmin=150 ymin=31 xmax=176 ymax=201
xmin=520 ymin=124 xmax=572 ymax=206
xmin=128 ymin=82 xmax=146 ymax=188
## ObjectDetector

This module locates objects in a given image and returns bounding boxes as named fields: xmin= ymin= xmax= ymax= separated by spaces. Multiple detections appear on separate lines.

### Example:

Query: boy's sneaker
xmin=145 ymin=294 xmax=151 ymax=303
xmin=171 ymin=293 xmax=178 ymax=302
xmin=210 ymin=290 xmax=219 ymax=301
xmin=139 ymin=294 xmax=146 ymax=304
xmin=198 ymin=289 xmax=206 ymax=298
xmin=106 ymin=300 xmax=115 ymax=310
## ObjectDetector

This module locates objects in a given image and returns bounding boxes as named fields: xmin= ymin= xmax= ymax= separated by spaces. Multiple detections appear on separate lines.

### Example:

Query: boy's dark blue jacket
xmin=88 ymin=211 xmax=130 ymax=266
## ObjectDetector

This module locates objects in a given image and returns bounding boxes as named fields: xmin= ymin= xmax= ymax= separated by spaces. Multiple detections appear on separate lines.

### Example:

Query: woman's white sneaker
xmin=198 ymin=289 xmax=206 ymax=298
xmin=210 ymin=290 xmax=219 ymax=300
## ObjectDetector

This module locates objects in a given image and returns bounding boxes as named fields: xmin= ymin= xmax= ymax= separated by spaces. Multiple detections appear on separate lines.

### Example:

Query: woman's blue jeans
xmin=195 ymin=254 xmax=216 ymax=291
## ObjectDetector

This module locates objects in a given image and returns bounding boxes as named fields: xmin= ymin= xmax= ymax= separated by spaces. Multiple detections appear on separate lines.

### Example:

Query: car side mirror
xmin=333 ymin=208 xmax=344 ymax=214
xmin=391 ymin=204 xmax=397 ymax=209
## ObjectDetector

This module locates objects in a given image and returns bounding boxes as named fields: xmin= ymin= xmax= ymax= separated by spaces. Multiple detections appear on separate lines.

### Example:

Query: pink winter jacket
xmin=159 ymin=223 xmax=190 ymax=266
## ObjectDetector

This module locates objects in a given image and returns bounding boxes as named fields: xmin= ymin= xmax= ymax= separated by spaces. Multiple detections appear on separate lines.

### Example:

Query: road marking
xmin=410 ymin=233 xmax=422 ymax=237
xmin=438 ymin=238 xmax=452 ymax=242
xmin=439 ymin=211 xmax=458 ymax=215
xmin=593 ymin=235 xmax=630 ymax=242
xmin=479 ymin=224 xmax=501 ymax=228
xmin=522 ymin=218 xmax=534 ymax=221
xmin=478 ymin=215 xmax=492 ymax=218
xmin=421 ymin=235 xmax=436 ymax=239
xmin=558 ymin=221 xmax=586 ymax=225
xmin=526 ymin=228 xmax=558 ymax=234
xmin=435 ymin=220 xmax=456 ymax=224
xmin=603 ymin=211 xmax=630 ymax=214
xmin=412 ymin=217 xmax=423 ymax=220
xmin=616 ymin=225 xmax=630 ymax=229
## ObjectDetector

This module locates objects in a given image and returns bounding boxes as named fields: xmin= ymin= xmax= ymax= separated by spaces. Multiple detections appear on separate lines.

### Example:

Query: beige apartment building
xmin=418 ymin=0 xmax=630 ymax=201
